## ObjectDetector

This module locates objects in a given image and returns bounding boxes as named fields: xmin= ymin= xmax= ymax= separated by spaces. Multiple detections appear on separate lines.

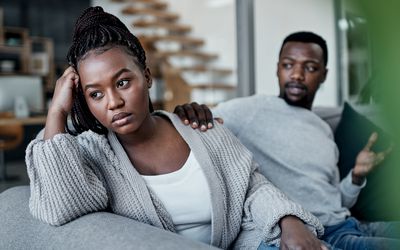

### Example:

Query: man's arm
xmin=341 ymin=132 xmax=393 ymax=207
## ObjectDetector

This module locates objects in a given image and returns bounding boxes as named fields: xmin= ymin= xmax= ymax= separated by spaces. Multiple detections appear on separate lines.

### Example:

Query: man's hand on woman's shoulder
xmin=174 ymin=102 xmax=223 ymax=131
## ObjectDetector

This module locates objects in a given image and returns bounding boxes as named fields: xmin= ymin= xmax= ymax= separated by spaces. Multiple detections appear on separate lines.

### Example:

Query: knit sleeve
xmin=241 ymin=161 xmax=324 ymax=246
xmin=25 ymin=133 xmax=108 ymax=226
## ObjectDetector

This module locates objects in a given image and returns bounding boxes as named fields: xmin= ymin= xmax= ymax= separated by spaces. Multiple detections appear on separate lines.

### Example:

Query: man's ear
xmin=321 ymin=68 xmax=328 ymax=84
xmin=145 ymin=68 xmax=152 ymax=88
xmin=276 ymin=62 xmax=280 ymax=77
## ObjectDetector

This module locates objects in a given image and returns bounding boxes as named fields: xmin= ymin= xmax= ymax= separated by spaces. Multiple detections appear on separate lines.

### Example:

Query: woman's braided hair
xmin=66 ymin=6 xmax=153 ymax=135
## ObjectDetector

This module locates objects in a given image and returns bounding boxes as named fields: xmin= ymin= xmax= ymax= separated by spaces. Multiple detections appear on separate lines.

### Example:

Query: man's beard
xmin=281 ymin=82 xmax=309 ymax=108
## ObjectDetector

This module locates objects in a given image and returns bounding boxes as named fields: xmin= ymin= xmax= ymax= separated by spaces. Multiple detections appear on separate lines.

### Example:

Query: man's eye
xmin=117 ymin=80 xmax=129 ymax=88
xmin=90 ymin=91 xmax=103 ymax=99
xmin=283 ymin=63 xmax=292 ymax=69
xmin=306 ymin=66 xmax=317 ymax=72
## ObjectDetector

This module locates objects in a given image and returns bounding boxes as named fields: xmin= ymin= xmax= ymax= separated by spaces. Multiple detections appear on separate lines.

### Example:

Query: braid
xmin=66 ymin=6 xmax=153 ymax=135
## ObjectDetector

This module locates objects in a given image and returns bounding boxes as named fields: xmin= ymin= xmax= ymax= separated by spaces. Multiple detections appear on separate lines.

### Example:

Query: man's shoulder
xmin=214 ymin=94 xmax=275 ymax=112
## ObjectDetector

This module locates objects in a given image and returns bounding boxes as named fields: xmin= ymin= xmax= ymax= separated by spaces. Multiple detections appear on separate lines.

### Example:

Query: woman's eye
xmin=90 ymin=91 xmax=103 ymax=99
xmin=117 ymin=80 xmax=129 ymax=88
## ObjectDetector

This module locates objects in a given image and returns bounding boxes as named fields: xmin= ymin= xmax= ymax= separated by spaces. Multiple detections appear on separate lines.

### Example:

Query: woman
xmin=26 ymin=6 xmax=325 ymax=249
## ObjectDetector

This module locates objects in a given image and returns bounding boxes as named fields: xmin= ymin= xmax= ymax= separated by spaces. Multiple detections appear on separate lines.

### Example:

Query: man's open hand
xmin=352 ymin=132 xmax=393 ymax=185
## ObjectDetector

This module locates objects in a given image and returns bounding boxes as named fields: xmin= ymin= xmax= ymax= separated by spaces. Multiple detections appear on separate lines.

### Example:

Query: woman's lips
xmin=112 ymin=112 xmax=132 ymax=126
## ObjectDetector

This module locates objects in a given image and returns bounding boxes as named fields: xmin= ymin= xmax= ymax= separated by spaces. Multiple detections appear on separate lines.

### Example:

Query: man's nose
xmin=290 ymin=65 xmax=305 ymax=81
xmin=107 ymin=90 xmax=124 ymax=110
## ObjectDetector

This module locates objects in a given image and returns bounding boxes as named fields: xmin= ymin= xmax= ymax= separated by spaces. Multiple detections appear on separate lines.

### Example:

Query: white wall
xmin=164 ymin=0 xmax=236 ymax=70
xmin=254 ymin=0 xmax=338 ymax=107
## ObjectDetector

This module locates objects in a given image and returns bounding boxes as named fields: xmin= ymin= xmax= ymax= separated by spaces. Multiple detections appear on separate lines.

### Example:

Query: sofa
xmin=0 ymin=104 xmax=397 ymax=249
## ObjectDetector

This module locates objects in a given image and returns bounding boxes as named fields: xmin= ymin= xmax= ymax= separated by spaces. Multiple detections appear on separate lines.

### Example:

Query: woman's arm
xmin=44 ymin=66 xmax=79 ymax=139
xmin=26 ymin=134 xmax=108 ymax=226
xmin=242 ymin=162 xmax=324 ymax=249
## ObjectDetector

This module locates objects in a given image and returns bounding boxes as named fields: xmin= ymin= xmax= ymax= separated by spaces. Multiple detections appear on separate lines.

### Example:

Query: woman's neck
xmin=116 ymin=113 xmax=160 ymax=147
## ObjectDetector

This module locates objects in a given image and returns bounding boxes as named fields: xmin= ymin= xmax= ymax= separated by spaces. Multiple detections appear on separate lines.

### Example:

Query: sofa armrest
xmin=0 ymin=186 xmax=217 ymax=250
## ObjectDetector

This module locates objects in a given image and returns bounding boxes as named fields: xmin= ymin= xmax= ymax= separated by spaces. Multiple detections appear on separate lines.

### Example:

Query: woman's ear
xmin=145 ymin=67 xmax=152 ymax=88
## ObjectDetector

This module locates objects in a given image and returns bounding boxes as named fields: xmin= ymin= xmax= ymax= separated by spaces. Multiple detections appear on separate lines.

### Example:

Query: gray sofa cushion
xmin=0 ymin=186 xmax=216 ymax=250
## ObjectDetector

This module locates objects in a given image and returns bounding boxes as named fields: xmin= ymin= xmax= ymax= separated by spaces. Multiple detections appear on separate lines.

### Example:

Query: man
xmin=174 ymin=31 xmax=400 ymax=249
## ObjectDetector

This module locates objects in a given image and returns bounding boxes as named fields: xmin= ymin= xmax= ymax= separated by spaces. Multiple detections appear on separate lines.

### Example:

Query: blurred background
xmin=0 ymin=0 xmax=398 ymax=196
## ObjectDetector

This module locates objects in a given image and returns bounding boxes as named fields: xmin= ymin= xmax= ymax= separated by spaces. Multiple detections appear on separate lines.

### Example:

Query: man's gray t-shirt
xmin=213 ymin=95 xmax=359 ymax=226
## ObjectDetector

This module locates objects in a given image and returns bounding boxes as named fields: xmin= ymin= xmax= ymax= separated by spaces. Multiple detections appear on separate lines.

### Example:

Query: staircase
xmin=105 ymin=0 xmax=236 ymax=111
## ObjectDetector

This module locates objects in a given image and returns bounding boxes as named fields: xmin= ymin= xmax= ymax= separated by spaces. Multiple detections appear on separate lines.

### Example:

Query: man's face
xmin=277 ymin=41 xmax=327 ymax=109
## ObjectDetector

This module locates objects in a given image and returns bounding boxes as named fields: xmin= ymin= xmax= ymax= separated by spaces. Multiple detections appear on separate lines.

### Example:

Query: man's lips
xmin=285 ymin=82 xmax=307 ymax=95
xmin=112 ymin=112 xmax=131 ymax=123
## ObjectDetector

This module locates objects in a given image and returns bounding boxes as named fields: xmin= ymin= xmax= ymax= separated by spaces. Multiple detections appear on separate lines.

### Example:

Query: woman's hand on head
xmin=173 ymin=102 xmax=223 ymax=132
xmin=49 ymin=66 xmax=80 ymax=117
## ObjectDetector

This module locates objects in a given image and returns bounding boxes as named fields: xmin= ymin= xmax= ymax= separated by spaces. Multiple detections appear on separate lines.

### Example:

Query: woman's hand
xmin=49 ymin=66 xmax=80 ymax=116
xmin=44 ymin=66 xmax=80 ymax=139
xmin=279 ymin=216 xmax=327 ymax=250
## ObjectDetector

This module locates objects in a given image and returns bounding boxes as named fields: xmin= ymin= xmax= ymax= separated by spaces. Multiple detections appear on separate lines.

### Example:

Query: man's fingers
xmin=182 ymin=103 xmax=198 ymax=128
xmin=202 ymin=104 xmax=214 ymax=129
xmin=374 ymin=152 xmax=387 ymax=166
xmin=320 ymin=244 xmax=329 ymax=250
xmin=364 ymin=132 xmax=378 ymax=151
xmin=191 ymin=102 xmax=208 ymax=131
xmin=383 ymin=143 xmax=394 ymax=157
xmin=214 ymin=117 xmax=224 ymax=124
xmin=173 ymin=105 xmax=189 ymax=125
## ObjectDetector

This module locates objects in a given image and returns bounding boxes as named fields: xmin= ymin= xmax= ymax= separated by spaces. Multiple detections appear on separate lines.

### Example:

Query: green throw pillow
xmin=335 ymin=102 xmax=400 ymax=221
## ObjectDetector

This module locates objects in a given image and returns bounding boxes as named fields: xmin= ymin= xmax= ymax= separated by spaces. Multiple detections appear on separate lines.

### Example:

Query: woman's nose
xmin=107 ymin=90 xmax=124 ymax=110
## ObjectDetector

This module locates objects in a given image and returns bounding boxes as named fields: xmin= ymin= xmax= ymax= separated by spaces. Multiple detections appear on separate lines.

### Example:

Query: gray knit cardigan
xmin=26 ymin=111 xmax=323 ymax=249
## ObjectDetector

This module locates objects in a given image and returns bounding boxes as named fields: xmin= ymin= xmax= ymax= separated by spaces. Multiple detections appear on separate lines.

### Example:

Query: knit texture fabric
xmin=26 ymin=111 xmax=323 ymax=249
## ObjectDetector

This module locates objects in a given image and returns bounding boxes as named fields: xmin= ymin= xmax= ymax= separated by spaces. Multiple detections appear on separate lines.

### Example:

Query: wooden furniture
xmin=0 ymin=7 xmax=55 ymax=103
xmin=0 ymin=112 xmax=24 ymax=180
xmin=0 ymin=112 xmax=45 ymax=180
xmin=29 ymin=36 xmax=56 ymax=93
xmin=0 ymin=27 xmax=31 ymax=74
xmin=0 ymin=116 xmax=47 ymax=126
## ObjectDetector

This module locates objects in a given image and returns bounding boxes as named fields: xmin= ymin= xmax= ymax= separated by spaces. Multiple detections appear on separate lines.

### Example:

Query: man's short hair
xmin=279 ymin=31 xmax=328 ymax=66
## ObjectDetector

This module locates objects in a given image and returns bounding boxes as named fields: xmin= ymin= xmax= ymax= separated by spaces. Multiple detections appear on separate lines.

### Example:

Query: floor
xmin=0 ymin=160 xmax=29 ymax=193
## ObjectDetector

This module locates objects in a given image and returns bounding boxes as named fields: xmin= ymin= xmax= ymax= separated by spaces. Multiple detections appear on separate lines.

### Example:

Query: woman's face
xmin=77 ymin=46 xmax=152 ymax=135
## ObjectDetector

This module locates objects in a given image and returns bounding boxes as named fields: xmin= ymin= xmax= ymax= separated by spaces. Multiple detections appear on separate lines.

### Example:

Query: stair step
xmin=177 ymin=66 xmax=232 ymax=75
xmin=133 ymin=20 xmax=191 ymax=34
xmin=122 ymin=6 xmax=179 ymax=21
xmin=111 ymin=0 xmax=168 ymax=10
xmin=139 ymin=35 xmax=204 ymax=47
xmin=155 ymin=50 xmax=218 ymax=61
xmin=188 ymin=83 xmax=236 ymax=90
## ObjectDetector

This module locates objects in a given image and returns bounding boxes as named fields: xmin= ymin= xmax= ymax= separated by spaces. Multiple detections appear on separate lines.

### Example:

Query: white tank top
xmin=141 ymin=151 xmax=212 ymax=244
